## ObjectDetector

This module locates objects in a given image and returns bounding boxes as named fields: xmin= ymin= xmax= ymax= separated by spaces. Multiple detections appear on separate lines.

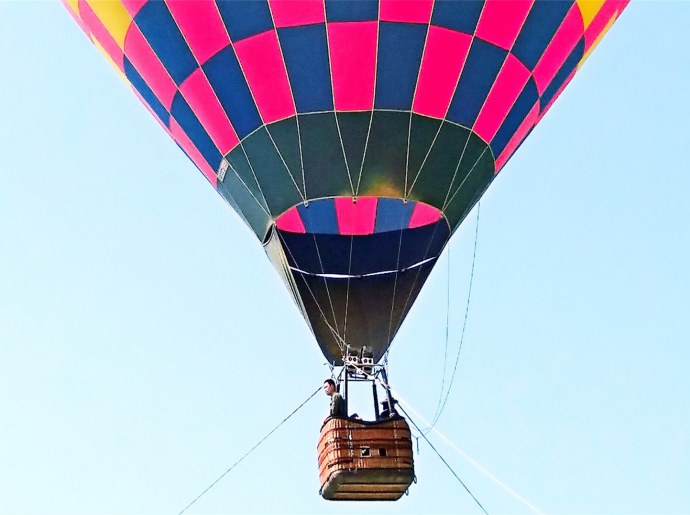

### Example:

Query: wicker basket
xmin=317 ymin=416 xmax=415 ymax=501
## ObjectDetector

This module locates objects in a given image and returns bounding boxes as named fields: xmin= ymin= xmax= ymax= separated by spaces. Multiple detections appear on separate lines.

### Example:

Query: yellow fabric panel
xmin=63 ymin=0 xmax=80 ymax=18
xmin=93 ymin=38 xmax=129 ymax=84
xmin=578 ymin=12 xmax=619 ymax=68
xmin=84 ymin=0 xmax=132 ymax=49
xmin=576 ymin=0 xmax=606 ymax=29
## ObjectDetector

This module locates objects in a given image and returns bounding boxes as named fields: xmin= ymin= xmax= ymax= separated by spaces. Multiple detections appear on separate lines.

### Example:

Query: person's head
xmin=323 ymin=379 xmax=336 ymax=396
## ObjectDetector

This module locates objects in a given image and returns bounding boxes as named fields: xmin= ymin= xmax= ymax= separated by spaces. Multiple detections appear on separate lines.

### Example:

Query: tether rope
xmin=395 ymin=392 xmax=546 ymax=515
xmin=345 ymin=353 xmax=543 ymax=514
xmin=395 ymin=402 xmax=490 ymax=515
xmin=339 ymin=365 xmax=489 ymax=514
xmin=178 ymin=386 xmax=321 ymax=515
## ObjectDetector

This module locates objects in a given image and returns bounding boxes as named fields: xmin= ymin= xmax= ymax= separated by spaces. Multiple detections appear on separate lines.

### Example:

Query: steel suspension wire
xmin=178 ymin=386 xmax=322 ymax=515
xmin=430 ymin=202 xmax=481 ymax=429
xmin=429 ymin=240 xmax=452 ymax=428
xmin=395 ymin=402 xmax=490 ymax=515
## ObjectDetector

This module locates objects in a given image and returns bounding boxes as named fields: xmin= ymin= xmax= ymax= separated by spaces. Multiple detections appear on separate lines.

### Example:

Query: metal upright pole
xmin=380 ymin=367 xmax=394 ymax=411
xmin=343 ymin=362 xmax=349 ymax=416
xmin=372 ymin=377 xmax=380 ymax=420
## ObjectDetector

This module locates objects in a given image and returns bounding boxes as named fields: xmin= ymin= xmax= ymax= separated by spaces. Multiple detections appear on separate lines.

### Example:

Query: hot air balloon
xmin=62 ymin=0 xmax=628 ymax=501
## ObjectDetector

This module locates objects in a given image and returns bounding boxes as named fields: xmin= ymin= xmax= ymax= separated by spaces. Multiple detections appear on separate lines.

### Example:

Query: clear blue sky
xmin=1 ymin=2 xmax=689 ymax=514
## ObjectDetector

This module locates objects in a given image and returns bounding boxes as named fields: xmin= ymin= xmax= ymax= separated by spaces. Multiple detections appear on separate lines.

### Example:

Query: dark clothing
xmin=378 ymin=400 xmax=398 ymax=420
xmin=330 ymin=392 xmax=347 ymax=417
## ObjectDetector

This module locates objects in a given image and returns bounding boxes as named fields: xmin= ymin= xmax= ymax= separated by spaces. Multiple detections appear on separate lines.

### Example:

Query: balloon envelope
xmin=63 ymin=0 xmax=628 ymax=363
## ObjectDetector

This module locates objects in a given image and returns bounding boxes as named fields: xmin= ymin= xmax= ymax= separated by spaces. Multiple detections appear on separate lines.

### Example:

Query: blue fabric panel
xmin=298 ymin=199 xmax=338 ymax=234
xmin=216 ymin=0 xmax=274 ymax=41
xmin=512 ymin=0 xmax=573 ymax=70
xmin=375 ymin=23 xmax=427 ymax=110
xmin=280 ymin=233 xmax=349 ymax=274
xmin=350 ymin=223 xmax=449 ymax=275
xmin=398 ymin=221 xmax=449 ymax=270
xmin=203 ymin=47 xmax=261 ymax=138
xmin=279 ymin=221 xmax=450 ymax=275
xmin=170 ymin=93 xmax=222 ymax=169
xmin=174 ymin=142 xmax=193 ymax=167
xmin=124 ymin=58 xmax=170 ymax=126
xmin=349 ymin=231 xmax=405 ymax=275
xmin=325 ymin=0 xmax=378 ymax=21
xmin=540 ymin=38 xmax=585 ymax=109
xmin=374 ymin=198 xmax=415 ymax=233
xmin=279 ymin=232 xmax=321 ymax=272
xmin=278 ymin=25 xmax=333 ymax=112
xmin=447 ymin=39 xmax=506 ymax=128
xmin=134 ymin=2 xmax=197 ymax=85
xmin=490 ymin=78 xmax=539 ymax=157
xmin=431 ymin=0 xmax=484 ymax=34
xmin=175 ymin=142 xmax=219 ymax=188
xmin=284 ymin=231 xmax=404 ymax=275
xmin=494 ymin=126 xmax=534 ymax=171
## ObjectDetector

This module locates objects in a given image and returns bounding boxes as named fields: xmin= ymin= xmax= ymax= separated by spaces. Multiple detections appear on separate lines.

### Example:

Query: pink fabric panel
xmin=170 ymin=118 xmax=218 ymax=186
xmin=124 ymin=25 xmax=177 ymax=109
xmin=133 ymin=89 xmax=174 ymax=138
xmin=166 ymin=0 xmax=230 ymax=65
xmin=380 ymin=0 xmax=433 ymax=23
xmin=475 ymin=0 xmax=533 ymax=50
xmin=78 ymin=0 xmax=125 ymax=71
xmin=533 ymin=5 xmax=583 ymax=93
xmin=269 ymin=0 xmax=325 ymax=28
xmin=474 ymin=54 xmax=531 ymax=142
xmin=584 ymin=0 xmax=627 ymax=51
xmin=413 ymin=26 xmax=471 ymax=119
xmin=409 ymin=202 xmax=441 ymax=229
xmin=276 ymin=207 xmax=306 ymax=233
xmin=121 ymin=0 xmax=147 ymax=17
xmin=234 ymin=31 xmax=295 ymax=123
xmin=179 ymin=69 xmax=239 ymax=154
xmin=335 ymin=197 xmax=377 ymax=235
xmin=328 ymin=22 xmax=377 ymax=111
xmin=494 ymin=102 xmax=539 ymax=172
xmin=538 ymin=69 xmax=576 ymax=122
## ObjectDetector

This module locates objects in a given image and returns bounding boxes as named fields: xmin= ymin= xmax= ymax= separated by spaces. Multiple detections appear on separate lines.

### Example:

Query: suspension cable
xmin=429 ymin=202 xmax=481 ymax=429
xmin=429 ymin=239 xmax=452 ymax=425
xmin=178 ymin=385 xmax=322 ymax=515
xmin=395 ymin=402 xmax=490 ymax=515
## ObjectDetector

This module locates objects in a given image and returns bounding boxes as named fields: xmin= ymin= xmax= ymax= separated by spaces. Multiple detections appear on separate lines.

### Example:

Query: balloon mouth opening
xmin=274 ymin=197 xmax=443 ymax=236
xmin=270 ymin=197 xmax=451 ymax=364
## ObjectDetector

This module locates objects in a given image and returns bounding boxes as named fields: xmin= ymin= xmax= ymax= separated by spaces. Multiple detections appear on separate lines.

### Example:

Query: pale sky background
xmin=1 ymin=2 xmax=689 ymax=514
